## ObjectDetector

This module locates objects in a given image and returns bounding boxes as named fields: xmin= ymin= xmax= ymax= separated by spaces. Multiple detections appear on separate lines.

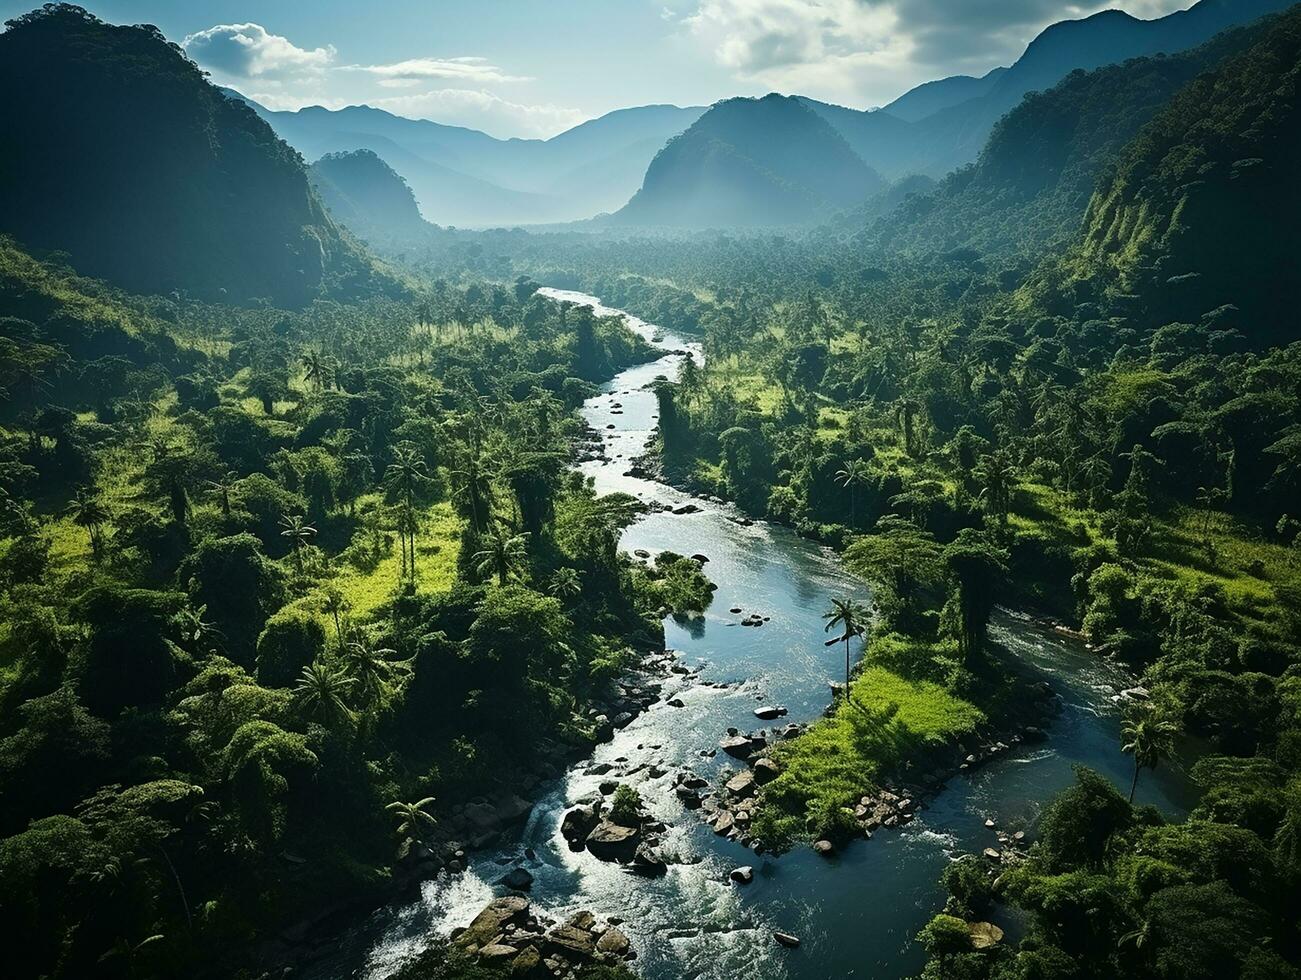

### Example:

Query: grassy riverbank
xmin=753 ymin=664 xmax=985 ymax=848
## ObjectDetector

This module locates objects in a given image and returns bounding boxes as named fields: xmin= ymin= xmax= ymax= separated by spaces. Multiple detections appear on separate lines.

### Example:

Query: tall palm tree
xmin=320 ymin=585 xmax=350 ymax=645
xmin=301 ymin=348 xmax=330 ymax=391
xmin=472 ymin=528 xmax=531 ymax=586
xmin=205 ymin=470 xmax=238 ymax=518
xmin=344 ymin=634 xmax=400 ymax=703
xmin=278 ymin=513 xmax=317 ymax=572
xmin=823 ymin=597 xmax=870 ymax=698
xmin=835 ymin=459 xmax=872 ymax=527
xmin=450 ymin=449 xmax=494 ymax=533
xmin=386 ymin=796 xmax=437 ymax=847
xmin=385 ymin=445 xmax=429 ymax=576
xmin=67 ymin=487 xmax=110 ymax=561
xmin=1121 ymin=705 xmax=1177 ymax=803
xmin=294 ymin=662 xmax=356 ymax=728
xmin=893 ymin=397 xmax=923 ymax=458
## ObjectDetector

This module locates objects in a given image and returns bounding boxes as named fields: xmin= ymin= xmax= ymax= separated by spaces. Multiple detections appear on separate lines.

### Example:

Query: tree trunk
xmin=157 ymin=845 xmax=192 ymax=932
xmin=1129 ymin=760 xmax=1140 ymax=804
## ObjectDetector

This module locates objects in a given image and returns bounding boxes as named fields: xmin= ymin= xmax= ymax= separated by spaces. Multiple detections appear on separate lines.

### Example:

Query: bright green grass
xmin=1012 ymin=479 xmax=1299 ymax=631
xmin=329 ymin=500 xmax=462 ymax=619
xmin=754 ymin=665 xmax=983 ymax=847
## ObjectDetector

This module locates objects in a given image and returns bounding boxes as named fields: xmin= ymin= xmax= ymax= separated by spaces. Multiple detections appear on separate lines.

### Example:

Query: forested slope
xmin=0 ymin=5 xmax=389 ymax=306
xmin=1072 ymin=5 xmax=1301 ymax=333
xmin=310 ymin=150 xmax=432 ymax=243
xmin=856 ymin=20 xmax=1269 ymax=258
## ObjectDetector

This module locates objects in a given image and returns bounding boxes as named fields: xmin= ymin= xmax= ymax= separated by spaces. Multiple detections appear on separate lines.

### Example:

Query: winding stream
xmin=322 ymin=290 xmax=1199 ymax=980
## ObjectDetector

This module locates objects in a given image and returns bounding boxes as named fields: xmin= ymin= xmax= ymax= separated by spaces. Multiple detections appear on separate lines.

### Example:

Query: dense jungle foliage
xmin=393 ymin=9 xmax=1301 ymax=978
xmin=3 ymin=2 xmax=1301 ymax=979
xmin=0 ymin=227 xmax=716 ymax=976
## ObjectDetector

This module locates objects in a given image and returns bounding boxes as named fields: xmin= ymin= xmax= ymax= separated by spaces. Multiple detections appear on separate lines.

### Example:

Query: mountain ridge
xmin=0 ymin=6 xmax=391 ymax=306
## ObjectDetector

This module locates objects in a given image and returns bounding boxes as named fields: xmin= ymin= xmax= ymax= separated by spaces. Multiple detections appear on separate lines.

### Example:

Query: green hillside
xmin=858 ymin=19 xmax=1269 ymax=257
xmin=310 ymin=150 xmax=431 ymax=243
xmin=1073 ymin=4 xmax=1301 ymax=332
xmin=0 ymin=5 xmax=389 ymax=307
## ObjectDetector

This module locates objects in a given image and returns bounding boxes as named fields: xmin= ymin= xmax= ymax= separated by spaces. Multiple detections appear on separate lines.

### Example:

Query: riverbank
xmin=307 ymin=290 xmax=1198 ymax=980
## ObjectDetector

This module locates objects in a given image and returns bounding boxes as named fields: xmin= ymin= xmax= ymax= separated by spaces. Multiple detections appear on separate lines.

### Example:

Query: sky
xmin=2 ymin=0 xmax=1191 ymax=138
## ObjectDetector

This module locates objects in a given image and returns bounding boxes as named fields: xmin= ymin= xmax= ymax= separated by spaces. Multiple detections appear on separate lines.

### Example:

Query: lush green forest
xmin=3 ymin=2 xmax=1301 ymax=979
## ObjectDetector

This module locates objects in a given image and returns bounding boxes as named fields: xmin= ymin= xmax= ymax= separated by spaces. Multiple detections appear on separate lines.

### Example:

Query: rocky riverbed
xmin=452 ymin=897 xmax=634 ymax=976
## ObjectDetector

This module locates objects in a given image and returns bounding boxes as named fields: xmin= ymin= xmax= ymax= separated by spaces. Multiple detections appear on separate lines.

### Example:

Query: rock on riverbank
xmin=453 ymin=897 xmax=634 ymax=974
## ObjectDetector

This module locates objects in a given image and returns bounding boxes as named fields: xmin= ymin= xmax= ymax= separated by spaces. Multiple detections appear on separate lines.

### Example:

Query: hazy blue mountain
xmin=809 ymin=0 xmax=1294 ymax=179
xmin=309 ymin=150 xmax=432 ymax=242
xmin=239 ymin=97 xmax=704 ymax=226
xmin=0 ymin=7 xmax=386 ymax=306
xmin=880 ymin=67 xmax=1007 ymax=122
xmin=612 ymin=94 xmax=885 ymax=227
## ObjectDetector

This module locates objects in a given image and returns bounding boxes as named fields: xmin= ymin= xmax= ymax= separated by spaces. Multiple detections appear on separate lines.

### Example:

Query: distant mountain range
xmin=227 ymin=0 xmax=1292 ymax=231
xmin=852 ymin=15 xmax=1274 ymax=257
xmin=800 ymin=0 xmax=1295 ymax=185
xmin=0 ymin=5 xmax=390 ymax=306
xmin=235 ymin=95 xmax=704 ymax=228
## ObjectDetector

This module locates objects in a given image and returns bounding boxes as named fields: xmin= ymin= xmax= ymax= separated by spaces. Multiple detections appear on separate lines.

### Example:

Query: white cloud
xmin=373 ymin=88 xmax=587 ymax=139
xmin=681 ymin=0 xmax=1206 ymax=107
xmin=343 ymin=56 xmax=528 ymax=84
xmin=684 ymin=0 xmax=914 ymax=103
xmin=183 ymin=23 xmax=334 ymax=79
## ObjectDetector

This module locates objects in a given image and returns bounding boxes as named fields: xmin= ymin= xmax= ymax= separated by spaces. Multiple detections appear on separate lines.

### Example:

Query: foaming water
xmin=307 ymin=290 xmax=1198 ymax=980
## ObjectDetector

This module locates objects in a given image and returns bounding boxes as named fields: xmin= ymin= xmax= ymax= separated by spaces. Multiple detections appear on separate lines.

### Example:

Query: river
xmin=322 ymin=289 xmax=1199 ymax=980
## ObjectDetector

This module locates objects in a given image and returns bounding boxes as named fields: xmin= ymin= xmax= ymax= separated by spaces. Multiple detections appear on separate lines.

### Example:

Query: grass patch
xmin=753 ymin=665 xmax=983 ymax=848
xmin=329 ymin=500 xmax=461 ymax=619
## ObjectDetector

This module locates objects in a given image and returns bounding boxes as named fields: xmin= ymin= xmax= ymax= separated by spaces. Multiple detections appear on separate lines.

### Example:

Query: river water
xmin=325 ymin=289 xmax=1199 ymax=980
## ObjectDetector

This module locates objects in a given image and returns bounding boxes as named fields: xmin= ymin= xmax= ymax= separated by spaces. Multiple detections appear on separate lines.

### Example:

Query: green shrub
xmin=256 ymin=609 xmax=326 ymax=688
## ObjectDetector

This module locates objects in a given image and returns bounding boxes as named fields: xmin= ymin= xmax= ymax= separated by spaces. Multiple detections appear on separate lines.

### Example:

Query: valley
xmin=1 ymin=3 xmax=1300 ymax=980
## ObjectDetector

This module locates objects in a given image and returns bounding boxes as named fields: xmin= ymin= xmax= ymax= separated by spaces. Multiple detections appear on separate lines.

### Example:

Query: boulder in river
xmin=753 ymin=757 xmax=782 ymax=783
xmin=560 ymin=805 xmax=599 ymax=848
xmin=774 ymin=932 xmax=801 ymax=948
xmin=455 ymin=895 xmax=531 ymax=949
xmin=730 ymin=866 xmax=754 ymax=884
xmin=812 ymin=839 xmax=834 ymax=856
xmin=720 ymin=734 xmax=763 ymax=759
xmin=630 ymin=843 xmax=668 ymax=876
xmin=726 ymin=769 xmax=757 ymax=797
xmin=499 ymin=867 xmax=534 ymax=890
xmin=675 ymin=784 xmax=702 ymax=808
xmin=596 ymin=926 xmax=631 ymax=956
xmin=585 ymin=820 xmax=641 ymax=862
xmin=546 ymin=911 xmax=599 ymax=958
xmin=754 ymin=705 xmax=787 ymax=720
